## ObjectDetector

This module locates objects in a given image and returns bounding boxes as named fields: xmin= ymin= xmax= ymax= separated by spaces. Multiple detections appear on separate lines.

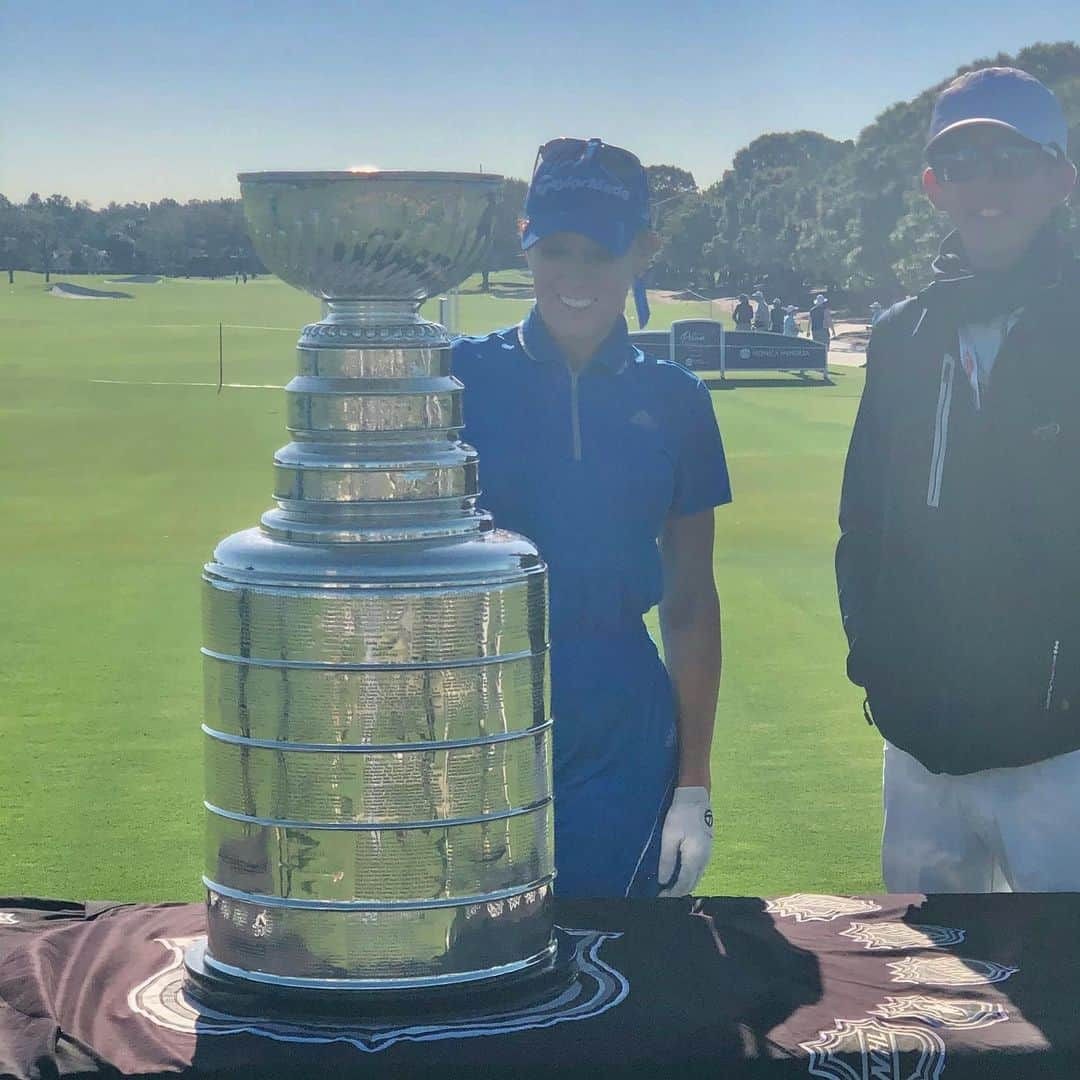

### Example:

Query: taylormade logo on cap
xmin=520 ymin=137 xmax=651 ymax=269
xmin=532 ymin=174 xmax=632 ymax=201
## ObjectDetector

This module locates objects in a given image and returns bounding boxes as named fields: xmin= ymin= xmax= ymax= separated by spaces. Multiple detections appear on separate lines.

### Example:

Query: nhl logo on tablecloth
xmin=870 ymin=995 xmax=1009 ymax=1030
xmin=888 ymin=955 xmax=1018 ymax=986
xmin=840 ymin=921 xmax=965 ymax=951
xmin=129 ymin=929 xmax=629 ymax=1052
xmin=802 ymin=1017 xmax=946 ymax=1079
xmin=765 ymin=894 xmax=882 ymax=923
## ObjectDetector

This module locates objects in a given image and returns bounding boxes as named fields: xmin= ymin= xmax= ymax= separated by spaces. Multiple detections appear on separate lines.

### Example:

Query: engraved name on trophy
xmin=183 ymin=172 xmax=555 ymax=1008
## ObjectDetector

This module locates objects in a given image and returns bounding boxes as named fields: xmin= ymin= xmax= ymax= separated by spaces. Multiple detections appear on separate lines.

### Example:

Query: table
xmin=2 ymin=892 xmax=1078 ymax=1078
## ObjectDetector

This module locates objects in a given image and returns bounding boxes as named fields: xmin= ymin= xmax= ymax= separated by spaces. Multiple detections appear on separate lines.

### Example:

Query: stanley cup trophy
xmin=183 ymin=172 xmax=559 ymax=1014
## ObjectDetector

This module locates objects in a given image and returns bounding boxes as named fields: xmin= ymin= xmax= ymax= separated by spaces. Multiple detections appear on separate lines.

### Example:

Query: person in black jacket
xmin=770 ymin=297 xmax=785 ymax=333
xmin=808 ymin=295 xmax=833 ymax=348
xmin=836 ymin=67 xmax=1079 ymax=893
xmin=733 ymin=294 xmax=753 ymax=330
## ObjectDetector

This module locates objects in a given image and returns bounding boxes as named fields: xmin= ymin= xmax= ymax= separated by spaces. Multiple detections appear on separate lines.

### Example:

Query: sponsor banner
xmin=671 ymin=319 xmax=725 ymax=371
xmin=629 ymin=328 xmax=827 ymax=372
xmin=724 ymin=331 xmax=827 ymax=372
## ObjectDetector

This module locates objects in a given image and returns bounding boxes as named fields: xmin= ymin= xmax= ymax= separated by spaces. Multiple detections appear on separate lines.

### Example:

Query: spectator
xmin=733 ymin=293 xmax=753 ymax=331
xmin=770 ymin=297 xmax=785 ymax=333
xmin=808 ymin=295 xmax=833 ymax=350
xmin=751 ymin=290 xmax=771 ymax=331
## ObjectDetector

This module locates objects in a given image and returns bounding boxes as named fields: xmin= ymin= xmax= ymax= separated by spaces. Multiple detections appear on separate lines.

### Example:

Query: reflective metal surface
xmin=237 ymin=172 xmax=500 ymax=301
xmin=192 ymin=172 xmax=556 ymax=994
xmin=204 ymin=880 xmax=555 ymax=987
xmin=204 ymin=724 xmax=552 ymax=824
xmin=284 ymin=377 xmax=463 ymax=435
xmin=207 ymin=802 xmax=554 ymax=901
xmin=271 ymin=441 xmax=478 ymax=503
xmin=203 ymin=653 xmax=547 ymax=745
xmin=203 ymin=578 xmax=542 ymax=664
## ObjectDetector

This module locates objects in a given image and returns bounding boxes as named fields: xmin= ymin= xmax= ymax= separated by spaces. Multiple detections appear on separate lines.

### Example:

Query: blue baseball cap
xmin=926 ymin=67 xmax=1069 ymax=156
xmin=521 ymin=138 xmax=651 ymax=256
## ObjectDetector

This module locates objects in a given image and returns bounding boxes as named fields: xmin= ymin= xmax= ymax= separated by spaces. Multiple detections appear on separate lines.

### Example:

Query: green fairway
xmin=0 ymin=272 xmax=878 ymax=902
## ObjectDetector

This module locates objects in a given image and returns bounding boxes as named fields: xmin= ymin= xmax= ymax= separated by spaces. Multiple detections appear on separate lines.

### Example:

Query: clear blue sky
xmin=1 ymin=0 xmax=1076 ymax=207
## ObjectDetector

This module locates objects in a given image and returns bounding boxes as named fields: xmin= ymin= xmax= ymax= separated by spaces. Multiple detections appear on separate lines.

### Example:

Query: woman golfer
xmin=452 ymin=138 xmax=731 ymax=897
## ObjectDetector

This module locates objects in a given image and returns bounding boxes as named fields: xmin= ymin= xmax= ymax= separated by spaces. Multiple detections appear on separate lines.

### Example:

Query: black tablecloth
xmin=2 ymin=892 xmax=1079 ymax=1078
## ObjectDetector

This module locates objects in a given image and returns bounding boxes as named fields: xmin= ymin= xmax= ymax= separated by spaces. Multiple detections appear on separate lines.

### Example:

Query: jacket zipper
xmin=1045 ymin=640 xmax=1061 ymax=711
xmin=569 ymin=368 xmax=582 ymax=461
xmin=927 ymin=352 xmax=955 ymax=509
xmin=927 ymin=312 xmax=1025 ymax=509
xmin=516 ymin=321 xmax=584 ymax=461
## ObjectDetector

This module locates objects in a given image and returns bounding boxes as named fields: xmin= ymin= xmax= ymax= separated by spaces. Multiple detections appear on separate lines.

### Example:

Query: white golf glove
xmin=658 ymin=786 xmax=714 ymax=897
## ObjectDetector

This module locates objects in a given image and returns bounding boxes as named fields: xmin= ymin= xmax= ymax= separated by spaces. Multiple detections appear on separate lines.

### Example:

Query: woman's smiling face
xmin=526 ymin=231 xmax=643 ymax=357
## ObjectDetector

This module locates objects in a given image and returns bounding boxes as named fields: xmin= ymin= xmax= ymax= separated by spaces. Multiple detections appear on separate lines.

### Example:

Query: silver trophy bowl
xmin=237 ymin=170 xmax=499 ymax=300
xmin=185 ymin=171 xmax=556 ymax=1004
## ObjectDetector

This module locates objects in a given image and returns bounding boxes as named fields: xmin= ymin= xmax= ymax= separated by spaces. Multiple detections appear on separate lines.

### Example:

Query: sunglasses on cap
xmin=532 ymin=137 xmax=645 ymax=186
xmin=928 ymin=141 xmax=1059 ymax=183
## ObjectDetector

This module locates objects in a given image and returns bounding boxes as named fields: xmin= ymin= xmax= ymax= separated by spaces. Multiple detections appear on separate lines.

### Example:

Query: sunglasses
xmin=928 ymin=142 xmax=1058 ymax=183
xmin=532 ymin=137 xmax=645 ymax=187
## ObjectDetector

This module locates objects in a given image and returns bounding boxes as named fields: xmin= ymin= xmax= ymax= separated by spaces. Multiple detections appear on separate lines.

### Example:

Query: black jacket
xmin=836 ymin=229 xmax=1080 ymax=774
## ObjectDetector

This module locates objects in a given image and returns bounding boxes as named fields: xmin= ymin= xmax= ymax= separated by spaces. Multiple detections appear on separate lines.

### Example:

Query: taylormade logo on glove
xmin=658 ymin=786 xmax=714 ymax=897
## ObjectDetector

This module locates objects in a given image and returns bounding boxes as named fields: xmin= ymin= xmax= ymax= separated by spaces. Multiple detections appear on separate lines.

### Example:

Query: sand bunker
xmin=50 ymin=282 xmax=133 ymax=300
xmin=107 ymin=274 xmax=162 ymax=284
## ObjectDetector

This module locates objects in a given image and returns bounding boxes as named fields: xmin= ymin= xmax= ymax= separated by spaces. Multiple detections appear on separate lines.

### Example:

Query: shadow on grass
xmin=459 ymin=281 xmax=534 ymax=299
xmin=486 ymin=287 xmax=535 ymax=300
xmin=702 ymin=371 xmax=837 ymax=390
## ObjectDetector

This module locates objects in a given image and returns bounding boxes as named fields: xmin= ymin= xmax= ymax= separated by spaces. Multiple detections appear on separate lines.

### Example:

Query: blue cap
xmin=927 ymin=67 xmax=1069 ymax=156
xmin=521 ymin=138 xmax=651 ymax=256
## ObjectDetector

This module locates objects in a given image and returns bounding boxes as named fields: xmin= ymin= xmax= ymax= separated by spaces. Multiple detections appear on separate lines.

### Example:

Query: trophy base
xmin=182 ymin=930 xmax=577 ymax=1023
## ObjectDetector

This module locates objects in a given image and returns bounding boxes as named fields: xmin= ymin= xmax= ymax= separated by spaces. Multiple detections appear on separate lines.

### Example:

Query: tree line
xmin=646 ymin=41 xmax=1079 ymax=306
xmin=2 ymin=42 xmax=1076 ymax=305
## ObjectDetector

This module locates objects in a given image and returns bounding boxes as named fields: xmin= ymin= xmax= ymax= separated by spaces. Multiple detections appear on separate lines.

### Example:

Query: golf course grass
xmin=0 ymin=271 xmax=879 ymax=902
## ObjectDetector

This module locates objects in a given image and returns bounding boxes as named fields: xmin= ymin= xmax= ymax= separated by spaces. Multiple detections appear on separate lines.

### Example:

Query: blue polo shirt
xmin=451 ymin=307 xmax=731 ymax=896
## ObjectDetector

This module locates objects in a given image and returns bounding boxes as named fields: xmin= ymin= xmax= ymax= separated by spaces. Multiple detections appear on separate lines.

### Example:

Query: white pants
xmin=882 ymin=741 xmax=1080 ymax=893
